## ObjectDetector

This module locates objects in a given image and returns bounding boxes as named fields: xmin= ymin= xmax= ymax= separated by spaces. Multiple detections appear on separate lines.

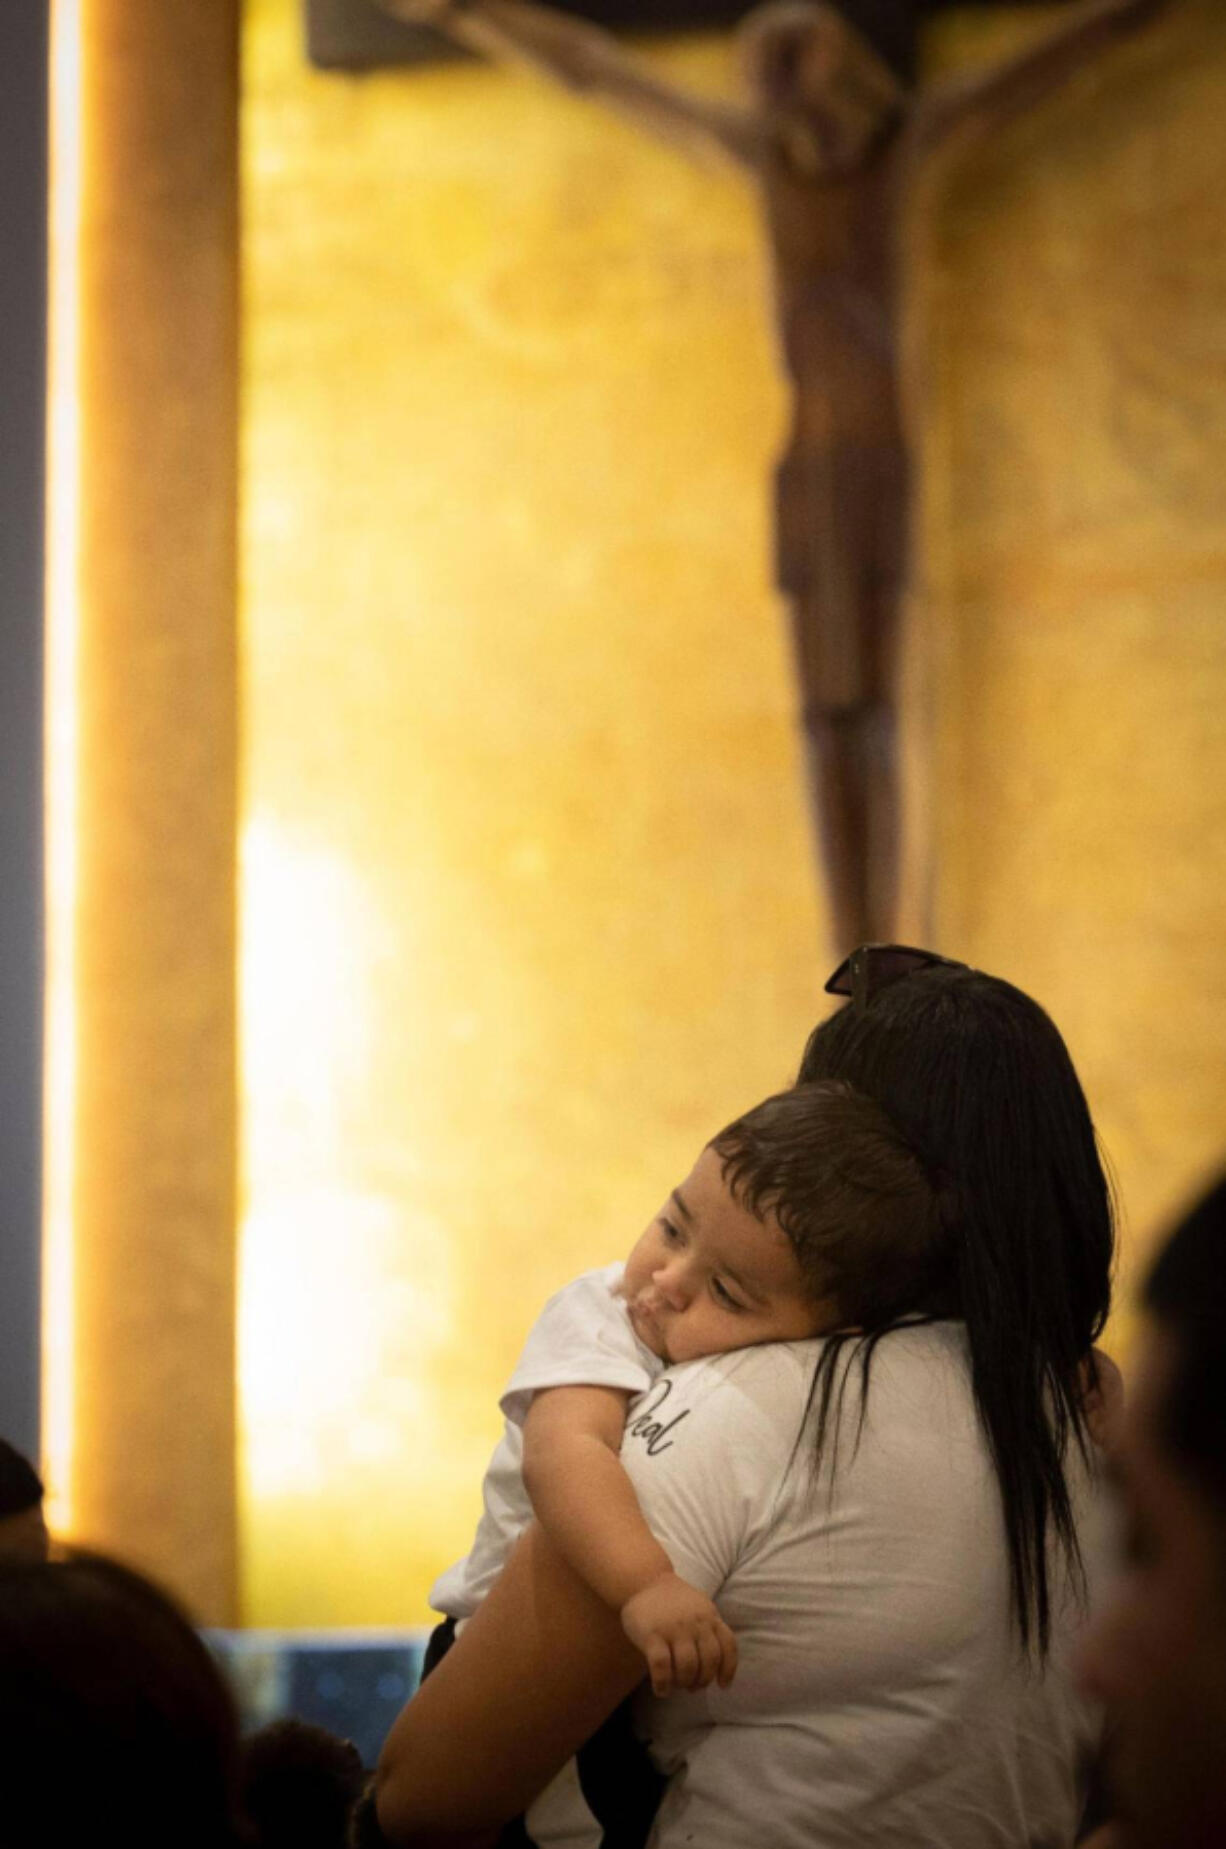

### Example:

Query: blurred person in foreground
xmin=0 ymin=1438 xmax=49 ymax=1563
xmin=241 ymin=1717 xmax=366 ymax=1849
xmin=1078 ymin=1173 xmax=1226 ymax=1849
xmin=0 ymin=1550 xmax=251 ymax=1848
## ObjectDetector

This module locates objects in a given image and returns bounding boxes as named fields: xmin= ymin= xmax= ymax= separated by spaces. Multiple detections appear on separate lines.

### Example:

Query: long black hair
xmin=797 ymin=964 xmax=1115 ymax=1657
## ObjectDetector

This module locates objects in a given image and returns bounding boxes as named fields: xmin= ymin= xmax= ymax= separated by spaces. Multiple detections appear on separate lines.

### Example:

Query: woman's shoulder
xmin=619 ymin=1342 xmax=822 ymax=1595
xmin=658 ymin=1337 xmax=822 ymax=1418
xmin=629 ymin=1321 xmax=971 ymax=1428
xmin=621 ymin=1341 xmax=820 ymax=1479
xmin=620 ymin=1322 xmax=978 ymax=1487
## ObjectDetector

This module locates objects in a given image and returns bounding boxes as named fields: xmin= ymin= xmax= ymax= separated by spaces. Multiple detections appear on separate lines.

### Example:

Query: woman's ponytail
xmin=798 ymin=964 xmax=1113 ymax=1656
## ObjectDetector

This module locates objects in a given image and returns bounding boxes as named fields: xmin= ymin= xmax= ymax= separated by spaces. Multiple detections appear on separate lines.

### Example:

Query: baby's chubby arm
xmin=521 ymin=1385 xmax=738 ymax=1696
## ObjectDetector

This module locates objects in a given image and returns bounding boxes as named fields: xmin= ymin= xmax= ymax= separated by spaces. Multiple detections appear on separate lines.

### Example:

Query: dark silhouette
xmin=0 ymin=1551 xmax=250 ymax=1849
xmin=0 ymin=1437 xmax=48 ymax=1563
xmin=240 ymin=1718 xmax=366 ymax=1849
xmin=1079 ymin=1174 xmax=1226 ymax=1849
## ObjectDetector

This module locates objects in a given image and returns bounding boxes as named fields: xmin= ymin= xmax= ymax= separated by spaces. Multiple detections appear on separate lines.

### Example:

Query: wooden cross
xmin=377 ymin=0 xmax=1166 ymax=954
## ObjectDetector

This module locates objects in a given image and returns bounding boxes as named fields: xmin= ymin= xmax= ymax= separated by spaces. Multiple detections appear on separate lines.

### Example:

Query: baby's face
xmin=621 ymin=1145 xmax=834 ymax=1366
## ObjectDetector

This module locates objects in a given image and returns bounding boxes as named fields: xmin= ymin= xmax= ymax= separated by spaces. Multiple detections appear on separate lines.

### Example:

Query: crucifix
xmin=377 ymin=0 xmax=1166 ymax=953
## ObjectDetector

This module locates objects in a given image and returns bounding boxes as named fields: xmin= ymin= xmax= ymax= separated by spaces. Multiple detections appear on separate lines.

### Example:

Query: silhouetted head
xmin=0 ymin=1551 xmax=249 ymax=1849
xmin=0 ymin=1439 xmax=48 ymax=1564
xmin=1079 ymin=1175 xmax=1226 ymax=1849
xmin=241 ymin=1718 xmax=366 ymax=1849
xmin=738 ymin=2 xmax=905 ymax=172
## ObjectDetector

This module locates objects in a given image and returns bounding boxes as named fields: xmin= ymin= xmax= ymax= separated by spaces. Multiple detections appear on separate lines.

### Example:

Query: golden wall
xmin=919 ymin=0 xmax=1226 ymax=1340
xmin=239 ymin=0 xmax=818 ymax=1625
xmin=237 ymin=0 xmax=1226 ymax=1625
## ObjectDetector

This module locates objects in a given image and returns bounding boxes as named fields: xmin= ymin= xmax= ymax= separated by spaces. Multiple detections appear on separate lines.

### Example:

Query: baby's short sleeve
xmin=500 ymin=1262 xmax=662 ymax=1428
xmin=618 ymin=1343 xmax=815 ymax=1595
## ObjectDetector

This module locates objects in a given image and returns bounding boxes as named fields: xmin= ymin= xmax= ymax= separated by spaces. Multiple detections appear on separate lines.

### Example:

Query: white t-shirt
xmin=526 ymin=1321 xmax=1109 ymax=1849
xmin=430 ymin=1263 xmax=663 ymax=1620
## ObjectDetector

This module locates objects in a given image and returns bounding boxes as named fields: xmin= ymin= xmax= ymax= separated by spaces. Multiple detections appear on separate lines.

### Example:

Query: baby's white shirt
xmin=428 ymin=1262 xmax=663 ymax=1620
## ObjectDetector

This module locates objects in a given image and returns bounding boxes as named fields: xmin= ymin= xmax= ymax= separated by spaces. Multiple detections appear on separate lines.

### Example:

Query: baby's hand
xmin=620 ymin=1574 xmax=738 ymax=1697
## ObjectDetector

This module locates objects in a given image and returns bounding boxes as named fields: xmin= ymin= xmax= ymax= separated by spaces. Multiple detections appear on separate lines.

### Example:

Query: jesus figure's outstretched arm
xmin=378 ymin=0 xmax=767 ymax=167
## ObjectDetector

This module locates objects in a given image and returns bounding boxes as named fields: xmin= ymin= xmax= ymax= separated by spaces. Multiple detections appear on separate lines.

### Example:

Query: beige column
xmin=66 ymin=0 xmax=240 ymax=1621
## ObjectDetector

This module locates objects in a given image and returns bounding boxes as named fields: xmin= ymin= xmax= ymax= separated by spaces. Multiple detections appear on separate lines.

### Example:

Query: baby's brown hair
xmin=711 ymin=1080 xmax=951 ymax=1328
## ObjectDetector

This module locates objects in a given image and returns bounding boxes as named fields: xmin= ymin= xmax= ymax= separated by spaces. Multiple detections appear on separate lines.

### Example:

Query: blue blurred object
xmin=205 ymin=1629 xmax=431 ymax=1769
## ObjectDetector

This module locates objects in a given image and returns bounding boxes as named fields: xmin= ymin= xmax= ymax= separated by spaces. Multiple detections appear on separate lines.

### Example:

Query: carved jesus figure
xmin=379 ymin=0 xmax=1165 ymax=951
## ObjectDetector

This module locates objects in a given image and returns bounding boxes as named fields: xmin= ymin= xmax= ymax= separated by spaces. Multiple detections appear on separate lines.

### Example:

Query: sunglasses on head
xmin=823 ymin=944 xmax=968 ymax=1011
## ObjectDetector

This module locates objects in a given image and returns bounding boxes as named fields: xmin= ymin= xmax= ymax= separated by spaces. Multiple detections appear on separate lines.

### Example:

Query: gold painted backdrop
xmin=239 ymin=0 xmax=1226 ymax=1626
xmin=240 ymin=0 xmax=818 ymax=1625
xmin=919 ymin=0 xmax=1226 ymax=1345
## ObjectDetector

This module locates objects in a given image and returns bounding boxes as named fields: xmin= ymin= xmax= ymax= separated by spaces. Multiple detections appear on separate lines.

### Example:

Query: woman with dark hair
xmin=0 ymin=1551 xmax=252 ymax=1849
xmin=373 ymin=948 xmax=1116 ymax=1849
xmin=797 ymin=947 xmax=1116 ymax=1659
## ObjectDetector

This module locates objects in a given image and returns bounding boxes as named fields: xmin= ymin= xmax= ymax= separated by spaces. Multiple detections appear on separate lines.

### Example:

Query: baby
xmin=428 ymin=1079 xmax=942 ymax=1694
